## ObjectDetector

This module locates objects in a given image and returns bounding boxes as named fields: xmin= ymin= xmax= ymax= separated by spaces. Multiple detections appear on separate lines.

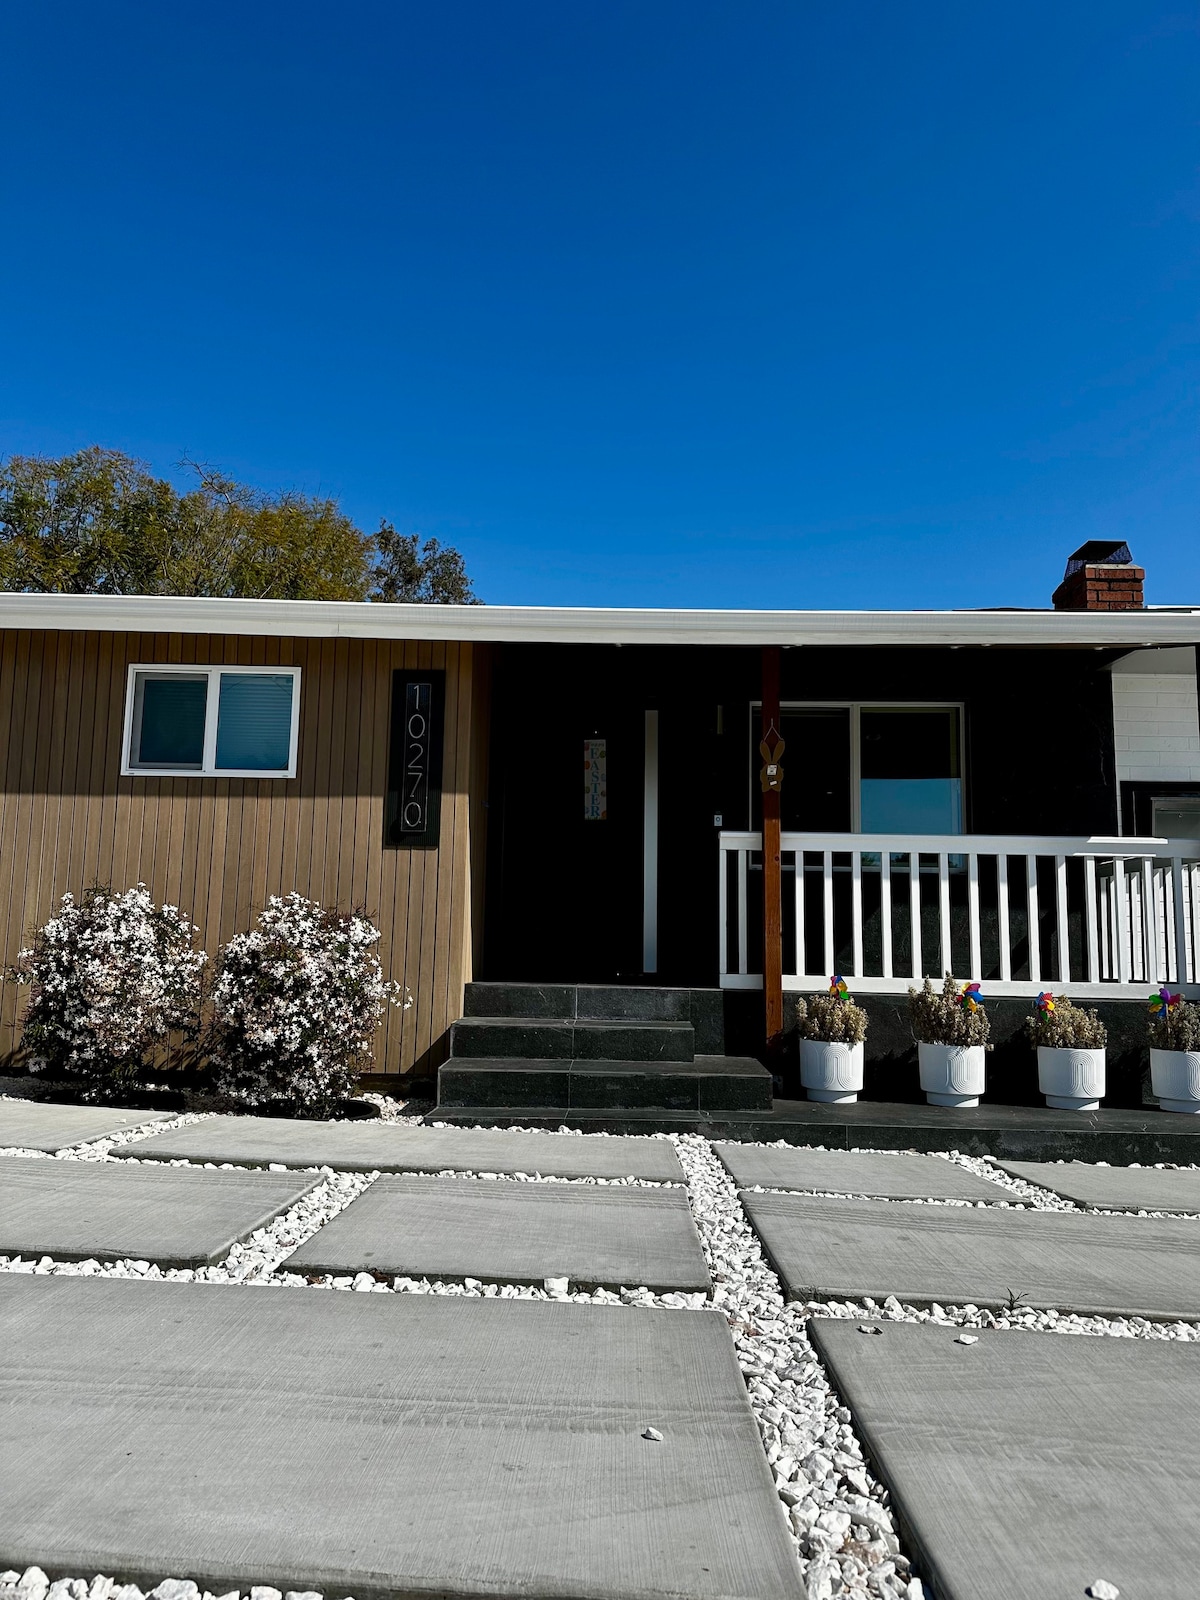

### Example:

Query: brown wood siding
xmin=0 ymin=630 xmax=484 ymax=1077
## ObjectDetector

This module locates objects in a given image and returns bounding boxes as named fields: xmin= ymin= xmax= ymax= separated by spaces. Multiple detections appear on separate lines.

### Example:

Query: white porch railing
xmin=718 ymin=831 xmax=1200 ymax=998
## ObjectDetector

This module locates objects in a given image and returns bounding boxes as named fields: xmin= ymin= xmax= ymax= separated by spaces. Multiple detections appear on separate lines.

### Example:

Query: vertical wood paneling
xmin=0 ymin=630 xmax=481 ymax=1075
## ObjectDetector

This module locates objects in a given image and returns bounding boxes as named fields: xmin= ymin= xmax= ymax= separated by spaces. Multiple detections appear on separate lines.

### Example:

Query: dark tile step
xmin=571 ymin=1057 xmax=771 ymax=1112
xmin=574 ymin=986 xmax=692 ymax=1022
xmin=437 ymin=1060 xmax=571 ymax=1109
xmin=462 ymin=984 xmax=725 ymax=1052
xmin=427 ymin=1105 xmax=777 ymax=1133
xmin=437 ymin=1056 xmax=771 ymax=1113
xmin=462 ymin=984 xmax=577 ymax=1020
xmin=449 ymin=1017 xmax=695 ymax=1063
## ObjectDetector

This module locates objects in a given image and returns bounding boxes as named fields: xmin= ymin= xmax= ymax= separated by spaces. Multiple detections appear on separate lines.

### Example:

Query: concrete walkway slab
xmin=810 ymin=1316 xmax=1200 ymax=1600
xmin=0 ymin=1156 xmax=319 ymax=1267
xmin=1000 ymin=1158 xmax=1200 ymax=1213
xmin=715 ymin=1144 xmax=1004 ymax=1201
xmin=113 ymin=1115 xmax=685 ymax=1181
xmin=0 ymin=1099 xmax=168 ymax=1152
xmin=0 ymin=1275 xmax=799 ymax=1600
xmin=741 ymin=1190 xmax=1200 ymax=1318
xmin=286 ymin=1174 xmax=712 ymax=1291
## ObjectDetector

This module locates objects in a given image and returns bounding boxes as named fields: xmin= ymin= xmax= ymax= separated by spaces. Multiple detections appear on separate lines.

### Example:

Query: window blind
xmin=215 ymin=673 xmax=294 ymax=771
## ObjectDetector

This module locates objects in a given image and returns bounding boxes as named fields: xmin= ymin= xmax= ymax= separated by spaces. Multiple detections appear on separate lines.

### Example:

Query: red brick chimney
xmin=1052 ymin=540 xmax=1144 ymax=611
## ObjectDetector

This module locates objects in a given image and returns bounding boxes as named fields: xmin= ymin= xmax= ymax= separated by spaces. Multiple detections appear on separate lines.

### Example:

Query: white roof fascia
xmin=0 ymin=592 xmax=1197 ymax=648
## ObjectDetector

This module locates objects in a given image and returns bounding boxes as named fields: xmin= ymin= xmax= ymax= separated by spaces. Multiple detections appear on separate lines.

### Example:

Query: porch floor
xmin=425 ymin=1097 xmax=1200 ymax=1164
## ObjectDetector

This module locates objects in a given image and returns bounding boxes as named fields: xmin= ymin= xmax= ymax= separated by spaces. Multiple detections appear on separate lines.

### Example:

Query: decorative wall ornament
xmin=759 ymin=733 xmax=785 ymax=794
xmin=584 ymin=737 xmax=607 ymax=821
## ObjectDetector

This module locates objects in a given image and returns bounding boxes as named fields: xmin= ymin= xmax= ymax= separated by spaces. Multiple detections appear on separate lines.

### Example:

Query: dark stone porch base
xmin=426 ymin=1098 xmax=1200 ymax=1164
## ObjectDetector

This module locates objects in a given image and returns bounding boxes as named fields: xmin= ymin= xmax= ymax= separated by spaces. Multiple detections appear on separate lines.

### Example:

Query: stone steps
xmin=437 ymin=980 xmax=764 ymax=1120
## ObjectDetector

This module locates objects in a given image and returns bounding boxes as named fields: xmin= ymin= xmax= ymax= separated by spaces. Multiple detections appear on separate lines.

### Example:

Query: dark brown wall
xmin=0 ymin=629 xmax=486 ymax=1076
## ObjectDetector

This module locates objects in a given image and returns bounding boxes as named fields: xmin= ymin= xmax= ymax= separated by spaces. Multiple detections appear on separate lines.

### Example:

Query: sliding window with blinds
xmin=123 ymin=664 xmax=301 ymax=776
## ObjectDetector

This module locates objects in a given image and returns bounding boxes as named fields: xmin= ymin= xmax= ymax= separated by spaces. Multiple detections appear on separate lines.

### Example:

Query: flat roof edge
xmin=0 ymin=592 xmax=1197 ymax=647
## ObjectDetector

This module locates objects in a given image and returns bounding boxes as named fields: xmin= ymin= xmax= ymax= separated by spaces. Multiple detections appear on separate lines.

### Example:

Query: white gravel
xmin=672 ymin=1134 xmax=921 ymax=1598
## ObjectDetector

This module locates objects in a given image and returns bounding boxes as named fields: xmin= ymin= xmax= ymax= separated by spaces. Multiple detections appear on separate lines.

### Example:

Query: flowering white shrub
xmin=207 ymin=892 xmax=410 ymax=1112
xmin=11 ymin=884 xmax=206 ymax=1095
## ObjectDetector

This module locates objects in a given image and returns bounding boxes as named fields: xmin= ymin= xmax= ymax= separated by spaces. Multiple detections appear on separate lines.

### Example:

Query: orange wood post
xmin=761 ymin=645 xmax=784 ymax=1052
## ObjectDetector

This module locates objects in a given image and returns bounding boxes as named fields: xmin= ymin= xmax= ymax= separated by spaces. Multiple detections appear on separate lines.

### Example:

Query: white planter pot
xmin=1037 ymin=1046 xmax=1105 ymax=1111
xmin=1150 ymin=1048 xmax=1200 ymax=1115
xmin=799 ymin=1039 xmax=864 ymax=1104
xmin=917 ymin=1042 xmax=986 ymax=1108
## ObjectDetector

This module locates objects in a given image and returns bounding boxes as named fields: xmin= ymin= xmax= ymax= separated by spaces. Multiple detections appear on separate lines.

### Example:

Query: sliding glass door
xmin=751 ymin=703 xmax=963 ymax=834
xmin=859 ymin=707 xmax=962 ymax=834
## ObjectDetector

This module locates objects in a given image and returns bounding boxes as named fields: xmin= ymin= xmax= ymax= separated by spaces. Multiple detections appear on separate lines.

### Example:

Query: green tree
xmin=369 ymin=520 xmax=479 ymax=604
xmin=0 ymin=447 xmax=175 ymax=594
xmin=0 ymin=447 xmax=479 ymax=604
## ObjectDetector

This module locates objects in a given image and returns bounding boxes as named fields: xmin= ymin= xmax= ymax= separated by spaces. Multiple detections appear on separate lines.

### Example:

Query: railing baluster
xmin=1143 ymin=856 xmax=1160 ymax=984
xmin=851 ymin=851 xmax=864 ymax=979
xmin=1055 ymin=854 xmax=1070 ymax=984
xmin=1173 ymin=856 xmax=1189 ymax=987
xmin=938 ymin=853 xmax=952 ymax=978
xmin=794 ymin=850 xmax=806 ymax=981
xmin=997 ymin=855 xmax=1012 ymax=982
xmin=881 ymin=852 xmax=893 ymax=980
xmin=1084 ymin=855 xmax=1099 ymax=983
xmin=1113 ymin=857 xmax=1130 ymax=984
xmin=737 ymin=846 xmax=748 ymax=978
xmin=909 ymin=852 xmax=923 ymax=980
xmin=1026 ymin=855 xmax=1041 ymax=983
xmin=822 ymin=849 xmax=835 ymax=978
xmin=967 ymin=852 xmax=982 ymax=981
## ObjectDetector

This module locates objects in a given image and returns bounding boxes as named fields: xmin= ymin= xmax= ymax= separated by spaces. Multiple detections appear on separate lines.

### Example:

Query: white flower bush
xmin=11 ymin=884 xmax=206 ymax=1096
xmin=207 ymin=892 xmax=409 ymax=1112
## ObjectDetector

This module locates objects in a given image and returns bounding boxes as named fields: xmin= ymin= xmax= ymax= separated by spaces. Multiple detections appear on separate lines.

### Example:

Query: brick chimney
xmin=1052 ymin=540 xmax=1144 ymax=611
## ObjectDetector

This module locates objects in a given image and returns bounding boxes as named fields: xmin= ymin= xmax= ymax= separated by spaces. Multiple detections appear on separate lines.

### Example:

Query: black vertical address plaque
xmin=385 ymin=669 xmax=445 ymax=848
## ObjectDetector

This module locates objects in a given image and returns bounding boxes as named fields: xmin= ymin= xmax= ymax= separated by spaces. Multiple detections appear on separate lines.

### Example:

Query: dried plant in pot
xmin=1147 ymin=988 xmax=1200 ymax=1115
xmin=907 ymin=976 xmax=989 ymax=1108
xmin=1024 ymin=993 xmax=1107 ymax=1111
xmin=796 ymin=978 xmax=868 ymax=1103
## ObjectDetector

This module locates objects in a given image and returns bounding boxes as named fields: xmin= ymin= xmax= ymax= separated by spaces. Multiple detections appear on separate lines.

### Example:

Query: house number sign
xmin=401 ymin=681 xmax=433 ymax=830
xmin=386 ymin=669 xmax=444 ymax=849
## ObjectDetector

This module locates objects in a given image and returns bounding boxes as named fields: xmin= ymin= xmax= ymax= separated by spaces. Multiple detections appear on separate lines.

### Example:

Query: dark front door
xmin=484 ymin=652 xmax=645 ymax=982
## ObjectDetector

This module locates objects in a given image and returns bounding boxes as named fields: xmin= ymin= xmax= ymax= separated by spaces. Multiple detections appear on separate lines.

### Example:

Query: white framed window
xmin=122 ymin=664 xmax=301 ymax=778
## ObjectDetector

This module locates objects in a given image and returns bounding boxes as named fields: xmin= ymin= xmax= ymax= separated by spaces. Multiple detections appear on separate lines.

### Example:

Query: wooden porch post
xmin=761 ymin=646 xmax=784 ymax=1053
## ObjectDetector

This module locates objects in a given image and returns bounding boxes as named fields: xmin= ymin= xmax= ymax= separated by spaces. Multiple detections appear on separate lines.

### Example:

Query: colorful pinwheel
xmin=1149 ymin=985 xmax=1181 ymax=1016
xmin=829 ymin=975 xmax=849 ymax=1001
xmin=1035 ymin=991 xmax=1056 ymax=1016
xmin=958 ymin=981 xmax=983 ymax=1012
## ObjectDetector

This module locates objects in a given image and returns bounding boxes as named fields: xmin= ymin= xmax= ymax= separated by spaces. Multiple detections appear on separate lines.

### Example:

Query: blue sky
xmin=2 ymin=3 xmax=1198 ymax=609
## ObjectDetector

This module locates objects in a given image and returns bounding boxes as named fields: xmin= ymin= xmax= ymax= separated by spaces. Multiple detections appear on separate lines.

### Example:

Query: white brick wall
xmin=1111 ymin=665 xmax=1200 ymax=784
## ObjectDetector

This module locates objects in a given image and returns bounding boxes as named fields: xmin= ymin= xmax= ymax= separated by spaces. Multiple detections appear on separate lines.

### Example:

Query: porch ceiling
xmin=1 ymin=591 xmax=1198 ymax=647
